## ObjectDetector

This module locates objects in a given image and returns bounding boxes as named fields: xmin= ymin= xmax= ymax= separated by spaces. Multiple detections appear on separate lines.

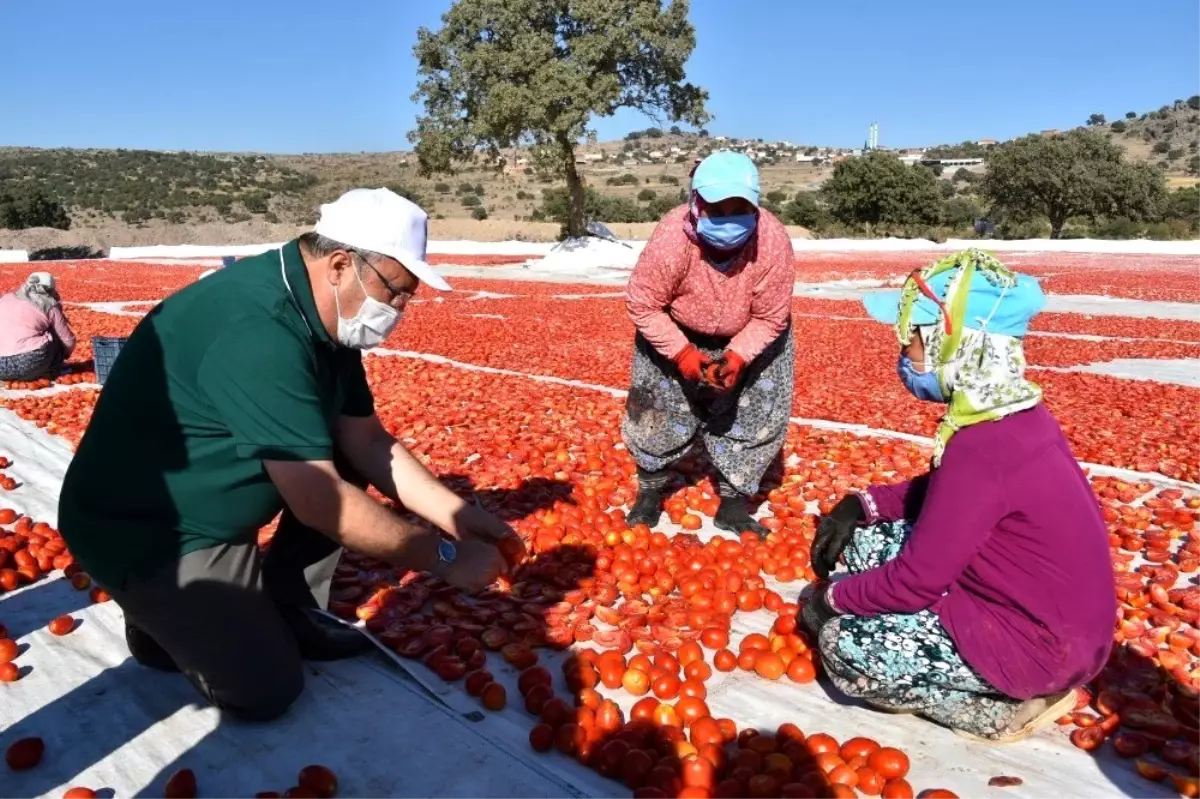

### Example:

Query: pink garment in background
xmin=625 ymin=205 xmax=795 ymax=362
xmin=0 ymin=293 xmax=77 ymax=357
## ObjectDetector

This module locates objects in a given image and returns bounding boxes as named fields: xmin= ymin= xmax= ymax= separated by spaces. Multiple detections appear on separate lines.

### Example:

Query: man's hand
xmin=452 ymin=503 xmax=527 ymax=567
xmin=452 ymin=502 xmax=517 ymax=542
xmin=437 ymin=539 xmax=508 ymax=594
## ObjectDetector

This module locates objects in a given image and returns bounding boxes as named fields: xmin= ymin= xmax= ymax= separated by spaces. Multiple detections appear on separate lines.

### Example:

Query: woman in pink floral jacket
xmin=0 ymin=272 xmax=76 ymax=382
xmin=622 ymin=151 xmax=795 ymax=536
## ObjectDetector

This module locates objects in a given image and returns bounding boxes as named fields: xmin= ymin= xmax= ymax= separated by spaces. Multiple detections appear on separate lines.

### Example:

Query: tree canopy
xmin=0 ymin=191 xmax=70 ymax=231
xmin=409 ymin=0 xmax=709 ymax=236
xmin=981 ymin=129 xmax=1166 ymax=238
xmin=821 ymin=152 xmax=943 ymax=233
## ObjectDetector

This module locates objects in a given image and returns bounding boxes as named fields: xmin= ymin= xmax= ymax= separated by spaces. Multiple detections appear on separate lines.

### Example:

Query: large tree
xmin=0 ymin=190 xmax=70 ymax=231
xmin=981 ymin=129 xmax=1165 ymax=238
xmin=820 ymin=152 xmax=943 ymax=233
xmin=410 ymin=0 xmax=709 ymax=237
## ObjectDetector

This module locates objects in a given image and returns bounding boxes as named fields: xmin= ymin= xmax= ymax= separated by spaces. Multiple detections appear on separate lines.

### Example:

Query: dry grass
xmin=273 ymin=141 xmax=834 ymax=224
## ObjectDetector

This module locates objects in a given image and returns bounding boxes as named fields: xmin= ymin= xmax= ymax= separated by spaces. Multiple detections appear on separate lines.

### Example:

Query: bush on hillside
xmin=0 ymin=191 xmax=71 ymax=230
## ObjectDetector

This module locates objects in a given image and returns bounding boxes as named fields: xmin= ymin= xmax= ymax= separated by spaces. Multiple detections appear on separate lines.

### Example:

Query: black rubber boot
xmin=125 ymin=620 xmax=181 ymax=673
xmin=713 ymin=479 xmax=770 ymax=538
xmin=626 ymin=468 xmax=670 ymax=528
xmin=278 ymin=605 xmax=372 ymax=662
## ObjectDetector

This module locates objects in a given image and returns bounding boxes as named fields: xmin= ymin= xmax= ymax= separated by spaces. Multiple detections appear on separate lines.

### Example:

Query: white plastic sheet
xmin=105 ymin=237 xmax=1200 ymax=262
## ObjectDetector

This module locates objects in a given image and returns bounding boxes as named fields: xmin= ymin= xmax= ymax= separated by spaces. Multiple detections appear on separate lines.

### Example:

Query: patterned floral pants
xmin=621 ymin=327 xmax=793 ymax=496
xmin=818 ymin=519 xmax=1029 ymax=739
xmin=0 ymin=342 xmax=63 ymax=382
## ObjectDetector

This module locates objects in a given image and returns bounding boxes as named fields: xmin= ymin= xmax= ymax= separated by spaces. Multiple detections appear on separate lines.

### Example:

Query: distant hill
xmin=1 ymin=98 xmax=1195 ymax=237
xmin=1088 ymin=98 xmax=1200 ymax=185
xmin=0 ymin=135 xmax=835 ymax=230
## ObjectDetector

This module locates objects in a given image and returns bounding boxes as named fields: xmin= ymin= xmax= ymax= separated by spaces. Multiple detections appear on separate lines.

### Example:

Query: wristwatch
xmin=435 ymin=538 xmax=457 ymax=573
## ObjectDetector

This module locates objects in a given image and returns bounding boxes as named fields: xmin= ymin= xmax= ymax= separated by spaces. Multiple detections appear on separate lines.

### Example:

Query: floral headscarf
xmin=895 ymin=250 xmax=1043 ymax=466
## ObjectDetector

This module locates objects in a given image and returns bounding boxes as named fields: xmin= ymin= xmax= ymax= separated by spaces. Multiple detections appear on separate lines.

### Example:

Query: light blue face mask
xmin=897 ymin=355 xmax=945 ymax=402
xmin=696 ymin=214 xmax=757 ymax=251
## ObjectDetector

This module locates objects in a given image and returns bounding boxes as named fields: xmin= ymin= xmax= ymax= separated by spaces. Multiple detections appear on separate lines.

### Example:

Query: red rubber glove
xmin=716 ymin=350 xmax=746 ymax=390
xmin=672 ymin=344 xmax=711 ymax=383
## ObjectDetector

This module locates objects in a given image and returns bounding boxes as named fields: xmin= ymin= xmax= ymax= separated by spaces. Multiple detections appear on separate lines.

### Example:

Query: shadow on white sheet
xmin=0 ymin=581 xmax=595 ymax=798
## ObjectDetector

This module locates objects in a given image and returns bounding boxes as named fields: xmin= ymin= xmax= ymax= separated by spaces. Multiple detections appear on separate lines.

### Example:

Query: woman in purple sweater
xmin=801 ymin=250 xmax=1116 ymax=743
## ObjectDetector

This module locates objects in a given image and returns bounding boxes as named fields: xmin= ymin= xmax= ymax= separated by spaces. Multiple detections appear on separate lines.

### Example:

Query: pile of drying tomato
xmin=383 ymin=278 xmax=1200 ymax=482
xmin=350 ymin=359 xmax=1200 ymax=797
xmin=1 ymin=389 xmax=100 ymax=449
xmin=1 ymin=457 xmax=111 ymax=690
xmin=0 ymin=507 xmax=78 ymax=595
xmin=3 ymin=253 xmax=1199 ymax=796
xmin=791 ymin=251 xmax=1200 ymax=304
xmin=0 ymin=262 xmax=206 ymax=302
xmin=1052 ymin=478 xmax=1200 ymax=797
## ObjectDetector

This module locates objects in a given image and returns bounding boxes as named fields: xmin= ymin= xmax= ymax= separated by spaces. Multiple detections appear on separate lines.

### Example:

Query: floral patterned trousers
xmin=621 ymin=327 xmax=793 ymax=497
xmin=0 ymin=341 xmax=63 ymax=382
xmin=818 ymin=520 xmax=1028 ymax=739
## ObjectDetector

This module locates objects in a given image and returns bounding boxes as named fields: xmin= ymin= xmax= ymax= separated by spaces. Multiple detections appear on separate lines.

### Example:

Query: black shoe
xmin=626 ymin=468 xmax=669 ymax=527
xmin=627 ymin=488 xmax=665 ymax=527
xmin=279 ymin=606 xmax=372 ymax=662
xmin=125 ymin=620 xmax=181 ymax=673
xmin=714 ymin=495 xmax=770 ymax=539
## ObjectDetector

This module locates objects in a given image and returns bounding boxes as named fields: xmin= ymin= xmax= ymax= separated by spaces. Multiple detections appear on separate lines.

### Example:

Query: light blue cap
xmin=691 ymin=151 xmax=760 ymax=206
xmin=862 ymin=270 xmax=1047 ymax=338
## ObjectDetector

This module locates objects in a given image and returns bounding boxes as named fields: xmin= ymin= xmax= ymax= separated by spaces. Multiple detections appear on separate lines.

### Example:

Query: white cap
xmin=314 ymin=188 xmax=451 ymax=291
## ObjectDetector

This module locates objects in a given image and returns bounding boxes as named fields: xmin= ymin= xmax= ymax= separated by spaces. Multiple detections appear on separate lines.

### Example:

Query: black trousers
xmin=102 ymin=455 xmax=363 ymax=720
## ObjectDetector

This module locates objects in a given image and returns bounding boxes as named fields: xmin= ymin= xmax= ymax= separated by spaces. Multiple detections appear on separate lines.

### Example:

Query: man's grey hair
xmin=14 ymin=274 xmax=59 ymax=313
xmin=298 ymin=232 xmax=385 ymax=269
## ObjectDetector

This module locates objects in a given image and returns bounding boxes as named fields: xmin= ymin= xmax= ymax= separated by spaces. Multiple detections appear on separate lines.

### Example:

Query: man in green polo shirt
xmin=58 ymin=188 xmax=516 ymax=721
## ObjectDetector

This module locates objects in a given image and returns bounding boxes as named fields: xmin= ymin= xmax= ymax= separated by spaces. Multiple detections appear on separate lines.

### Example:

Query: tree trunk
xmin=558 ymin=136 xmax=587 ymax=238
xmin=1049 ymin=216 xmax=1065 ymax=239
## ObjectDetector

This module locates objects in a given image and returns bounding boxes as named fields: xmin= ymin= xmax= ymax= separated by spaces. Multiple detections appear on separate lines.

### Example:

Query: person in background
xmin=622 ymin=151 xmax=796 ymax=537
xmin=801 ymin=250 xmax=1115 ymax=743
xmin=58 ymin=189 xmax=518 ymax=722
xmin=0 ymin=272 xmax=77 ymax=382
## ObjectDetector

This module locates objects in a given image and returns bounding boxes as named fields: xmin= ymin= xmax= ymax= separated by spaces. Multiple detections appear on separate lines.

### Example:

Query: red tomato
xmin=481 ymin=682 xmax=506 ymax=710
xmin=867 ymin=747 xmax=910 ymax=779
xmin=48 ymin=615 xmax=75 ymax=636
xmin=700 ymin=627 xmax=729 ymax=649
xmin=881 ymin=778 xmax=915 ymax=799
xmin=529 ymin=723 xmax=555 ymax=752
xmin=296 ymin=765 xmax=337 ymax=799
xmin=787 ymin=657 xmax=816 ymax=681
xmin=163 ymin=768 xmax=198 ymax=799
xmin=5 ymin=737 xmax=44 ymax=770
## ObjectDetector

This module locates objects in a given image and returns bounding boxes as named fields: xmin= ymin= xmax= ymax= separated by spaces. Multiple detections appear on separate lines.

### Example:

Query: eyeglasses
xmin=351 ymin=252 xmax=418 ymax=308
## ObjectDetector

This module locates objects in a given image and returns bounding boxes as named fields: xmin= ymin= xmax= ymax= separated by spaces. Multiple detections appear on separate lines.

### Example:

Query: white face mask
xmin=334 ymin=263 xmax=402 ymax=349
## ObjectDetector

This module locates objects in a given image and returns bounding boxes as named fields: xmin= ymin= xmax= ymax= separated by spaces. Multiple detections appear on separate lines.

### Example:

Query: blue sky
xmin=2 ymin=0 xmax=1196 ymax=152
